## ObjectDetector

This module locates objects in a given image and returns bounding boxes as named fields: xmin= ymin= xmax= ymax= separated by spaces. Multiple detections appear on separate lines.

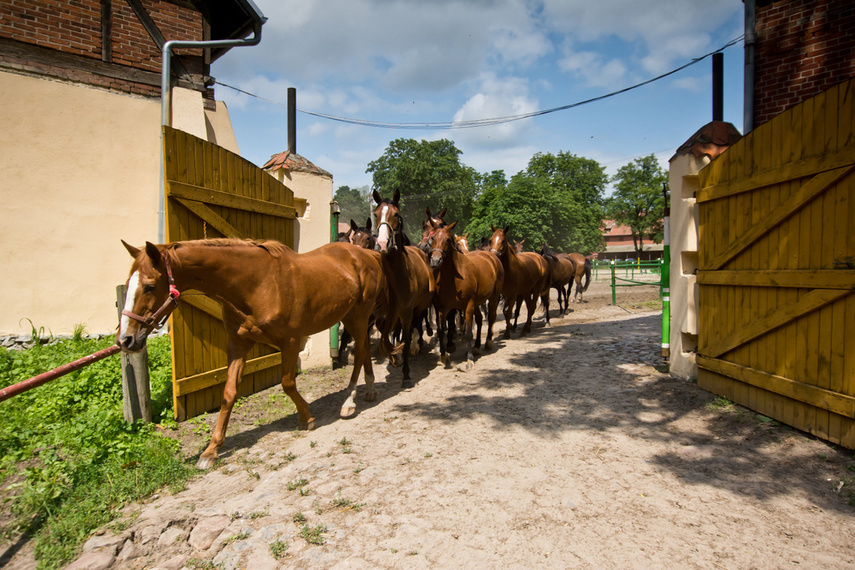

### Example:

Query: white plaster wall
xmin=267 ymin=167 xmax=335 ymax=370
xmin=0 ymin=72 xmax=161 ymax=336
xmin=667 ymin=152 xmax=710 ymax=381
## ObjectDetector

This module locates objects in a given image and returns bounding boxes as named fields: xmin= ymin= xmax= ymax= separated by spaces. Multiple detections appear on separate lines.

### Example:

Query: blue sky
xmin=212 ymin=0 xmax=746 ymax=194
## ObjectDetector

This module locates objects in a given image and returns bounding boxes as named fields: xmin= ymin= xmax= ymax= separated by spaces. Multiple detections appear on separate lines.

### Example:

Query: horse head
xmin=117 ymin=240 xmax=180 ymax=353
xmin=455 ymin=232 xmax=470 ymax=253
xmin=348 ymin=218 xmax=377 ymax=250
xmin=373 ymin=189 xmax=403 ymax=254
xmin=488 ymin=224 xmax=511 ymax=257
xmin=427 ymin=220 xmax=457 ymax=270
xmin=419 ymin=206 xmax=447 ymax=253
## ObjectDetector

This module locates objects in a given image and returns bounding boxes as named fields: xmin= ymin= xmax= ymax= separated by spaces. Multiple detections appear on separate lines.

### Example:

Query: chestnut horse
xmin=539 ymin=244 xmax=577 ymax=317
xmin=488 ymin=225 xmax=551 ymax=337
xmin=426 ymin=220 xmax=503 ymax=369
xmin=335 ymin=219 xmax=378 ymax=365
xmin=118 ymin=239 xmax=388 ymax=469
xmin=373 ymin=189 xmax=437 ymax=387
xmin=567 ymin=252 xmax=592 ymax=302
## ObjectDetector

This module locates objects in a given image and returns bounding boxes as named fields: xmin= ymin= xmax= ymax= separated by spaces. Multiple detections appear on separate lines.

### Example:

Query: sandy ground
xmin=10 ymin=279 xmax=855 ymax=569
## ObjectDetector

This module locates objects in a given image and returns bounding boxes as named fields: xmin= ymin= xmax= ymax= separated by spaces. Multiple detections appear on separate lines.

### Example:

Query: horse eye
xmin=143 ymin=284 xmax=156 ymax=294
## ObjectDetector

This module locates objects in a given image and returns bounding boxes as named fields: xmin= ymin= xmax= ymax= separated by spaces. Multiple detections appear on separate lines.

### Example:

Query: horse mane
xmin=170 ymin=238 xmax=290 ymax=258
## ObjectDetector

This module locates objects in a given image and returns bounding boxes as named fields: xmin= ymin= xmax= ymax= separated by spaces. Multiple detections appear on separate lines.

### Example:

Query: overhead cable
xmin=214 ymin=35 xmax=744 ymax=131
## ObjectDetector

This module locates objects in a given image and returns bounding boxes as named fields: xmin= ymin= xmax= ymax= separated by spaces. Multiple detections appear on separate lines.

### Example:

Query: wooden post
xmin=116 ymin=285 xmax=152 ymax=423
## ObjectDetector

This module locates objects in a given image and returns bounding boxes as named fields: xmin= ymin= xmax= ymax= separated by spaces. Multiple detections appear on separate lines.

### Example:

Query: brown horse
xmin=538 ymin=244 xmax=577 ymax=317
xmin=426 ymin=220 xmax=503 ymax=369
xmin=487 ymin=225 xmax=551 ymax=337
xmin=567 ymin=252 xmax=592 ymax=303
xmin=118 ymin=239 xmax=388 ymax=469
xmin=341 ymin=218 xmax=377 ymax=250
xmin=373 ymin=189 xmax=437 ymax=387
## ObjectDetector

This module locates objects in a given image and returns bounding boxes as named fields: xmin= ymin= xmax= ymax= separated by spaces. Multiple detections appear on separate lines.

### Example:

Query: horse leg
xmin=512 ymin=297 xmax=523 ymax=331
xmin=485 ymin=295 xmax=499 ymax=351
xmin=502 ymin=295 xmax=514 ymax=339
xmin=401 ymin=313 xmax=415 ymax=389
xmin=341 ymin=312 xmax=375 ymax=418
xmin=460 ymin=302 xmax=476 ymax=370
xmin=279 ymin=339 xmax=314 ymax=429
xmin=521 ymin=294 xmax=537 ymax=336
xmin=541 ymin=292 xmax=551 ymax=327
xmin=196 ymin=338 xmax=251 ymax=470
xmin=445 ymin=311 xmax=457 ymax=354
xmin=338 ymin=323 xmax=352 ymax=366
xmin=472 ymin=306 xmax=483 ymax=350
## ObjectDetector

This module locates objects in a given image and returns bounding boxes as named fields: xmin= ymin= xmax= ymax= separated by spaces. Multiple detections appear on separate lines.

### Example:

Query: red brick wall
xmin=754 ymin=0 xmax=855 ymax=127
xmin=0 ymin=0 xmax=204 ymax=96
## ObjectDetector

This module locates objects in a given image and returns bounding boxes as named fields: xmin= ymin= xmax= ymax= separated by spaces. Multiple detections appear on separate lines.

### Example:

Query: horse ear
xmin=350 ymin=219 xmax=358 ymax=231
xmin=365 ymin=217 xmax=372 ymax=231
xmin=372 ymin=189 xmax=382 ymax=204
xmin=144 ymin=241 xmax=163 ymax=265
xmin=392 ymin=189 xmax=400 ymax=205
xmin=121 ymin=240 xmax=141 ymax=258
xmin=504 ymin=225 xmax=511 ymax=234
xmin=425 ymin=207 xmax=432 ymax=218
xmin=438 ymin=207 xmax=447 ymax=218
xmin=490 ymin=224 xmax=496 ymax=232
xmin=447 ymin=220 xmax=458 ymax=232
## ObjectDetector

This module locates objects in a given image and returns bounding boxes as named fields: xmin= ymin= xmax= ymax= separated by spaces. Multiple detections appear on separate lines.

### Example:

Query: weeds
xmin=0 ymin=335 xmax=195 ymax=568
xmin=269 ymin=538 xmax=289 ymax=559
xmin=299 ymin=523 xmax=327 ymax=545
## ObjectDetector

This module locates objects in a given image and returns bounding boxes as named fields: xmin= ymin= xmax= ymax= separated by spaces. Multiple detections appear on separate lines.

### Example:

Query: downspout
xmin=744 ymin=0 xmax=756 ymax=135
xmin=158 ymin=22 xmax=265 ymax=243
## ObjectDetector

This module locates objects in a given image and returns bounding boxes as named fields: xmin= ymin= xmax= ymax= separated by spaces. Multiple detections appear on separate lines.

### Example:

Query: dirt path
xmin=60 ymin=281 xmax=855 ymax=569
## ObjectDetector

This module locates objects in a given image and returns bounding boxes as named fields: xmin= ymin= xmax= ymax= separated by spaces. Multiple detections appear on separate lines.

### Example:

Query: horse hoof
xmin=340 ymin=404 xmax=356 ymax=419
xmin=401 ymin=378 xmax=415 ymax=390
xmin=439 ymin=353 xmax=448 ymax=366
xmin=456 ymin=360 xmax=474 ymax=372
xmin=364 ymin=389 xmax=377 ymax=402
xmin=485 ymin=340 xmax=494 ymax=351
xmin=300 ymin=418 xmax=316 ymax=430
xmin=196 ymin=454 xmax=217 ymax=470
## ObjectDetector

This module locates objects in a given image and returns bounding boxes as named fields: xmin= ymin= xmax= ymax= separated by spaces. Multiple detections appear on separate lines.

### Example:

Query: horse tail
xmin=582 ymin=258 xmax=592 ymax=292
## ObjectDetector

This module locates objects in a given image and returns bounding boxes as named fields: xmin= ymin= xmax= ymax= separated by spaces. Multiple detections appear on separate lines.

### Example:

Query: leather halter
xmin=122 ymin=255 xmax=180 ymax=333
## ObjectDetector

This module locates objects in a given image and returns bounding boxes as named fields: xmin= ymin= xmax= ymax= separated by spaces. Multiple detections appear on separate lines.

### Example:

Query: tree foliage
xmin=468 ymin=151 xmax=606 ymax=253
xmin=605 ymin=154 xmax=668 ymax=254
xmin=366 ymin=138 xmax=478 ymax=238
xmin=333 ymin=185 xmax=372 ymax=230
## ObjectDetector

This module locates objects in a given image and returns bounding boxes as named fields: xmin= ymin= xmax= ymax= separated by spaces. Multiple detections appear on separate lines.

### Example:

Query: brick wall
xmin=0 ymin=0 xmax=205 ymax=97
xmin=754 ymin=0 xmax=855 ymax=127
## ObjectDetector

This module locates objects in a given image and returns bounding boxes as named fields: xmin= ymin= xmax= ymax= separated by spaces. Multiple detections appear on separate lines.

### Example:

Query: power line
xmin=215 ymin=35 xmax=743 ymax=131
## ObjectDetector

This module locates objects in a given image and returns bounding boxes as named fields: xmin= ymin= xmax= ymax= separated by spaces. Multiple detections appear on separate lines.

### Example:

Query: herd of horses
xmin=116 ymin=190 xmax=591 ymax=469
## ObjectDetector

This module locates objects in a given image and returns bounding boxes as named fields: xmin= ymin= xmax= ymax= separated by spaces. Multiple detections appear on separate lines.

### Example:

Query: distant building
xmin=598 ymin=220 xmax=663 ymax=261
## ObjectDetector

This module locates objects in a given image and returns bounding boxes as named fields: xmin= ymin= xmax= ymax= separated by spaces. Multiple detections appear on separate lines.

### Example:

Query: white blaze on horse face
xmin=377 ymin=205 xmax=390 ymax=250
xmin=119 ymin=271 xmax=140 ymax=338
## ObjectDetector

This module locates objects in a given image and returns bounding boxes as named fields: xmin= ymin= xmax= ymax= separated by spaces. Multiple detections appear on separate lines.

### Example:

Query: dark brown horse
xmin=341 ymin=218 xmax=377 ymax=250
xmin=373 ymin=189 xmax=437 ymax=387
xmin=426 ymin=220 xmax=503 ymax=369
xmin=118 ymin=239 xmax=388 ymax=469
xmin=487 ymin=225 xmax=551 ymax=337
xmin=567 ymin=252 xmax=592 ymax=303
xmin=539 ymin=244 xmax=577 ymax=317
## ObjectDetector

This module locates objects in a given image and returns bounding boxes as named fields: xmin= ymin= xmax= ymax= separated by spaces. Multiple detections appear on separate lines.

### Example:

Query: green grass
xmin=0 ymin=335 xmax=197 ymax=569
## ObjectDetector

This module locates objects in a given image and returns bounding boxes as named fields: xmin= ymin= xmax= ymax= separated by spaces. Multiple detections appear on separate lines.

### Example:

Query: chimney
xmin=712 ymin=52 xmax=723 ymax=122
xmin=288 ymin=87 xmax=296 ymax=154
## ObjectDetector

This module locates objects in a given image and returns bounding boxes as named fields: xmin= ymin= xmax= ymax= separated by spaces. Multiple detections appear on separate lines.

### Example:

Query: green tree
xmin=366 ymin=138 xmax=478 ymax=238
xmin=334 ymin=185 xmax=372 ymax=230
xmin=605 ymin=154 xmax=668 ymax=256
xmin=468 ymin=152 xmax=606 ymax=254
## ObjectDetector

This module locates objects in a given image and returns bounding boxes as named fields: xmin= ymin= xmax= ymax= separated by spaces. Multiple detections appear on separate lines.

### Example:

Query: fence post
xmin=610 ymin=260 xmax=616 ymax=305
xmin=116 ymin=285 xmax=152 ymax=423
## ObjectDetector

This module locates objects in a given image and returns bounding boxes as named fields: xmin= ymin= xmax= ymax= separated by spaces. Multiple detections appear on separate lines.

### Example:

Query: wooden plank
xmin=166 ymin=180 xmax=297 ymax=219
xmin=697 ymin=145 xmax=855 ymax=203
xmin=175 ymin=352 xmax=283 ymax=397
xmin=175 ymin=198 xmax=246 ymax=239
xmin=697 ymin=355 xmax=855 ymax=419
xmin=696 ymin=269 xmax=855 ymax=289
xmin=701 ymin=288 xmax=851 ymax=358
xmin=706 ymin=166 xmax=855 ymax=270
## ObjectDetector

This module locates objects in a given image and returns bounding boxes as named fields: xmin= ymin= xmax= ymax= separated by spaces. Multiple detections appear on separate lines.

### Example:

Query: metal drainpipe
xmin=744 ymin=0 xmax=756 ymax=135
xmin=661 ymin=183 xmax=671 ymax=360
xmin=158 ymin=23 xmax=265 ymax=243
xmin=330 ymin=201 xmax=342 ymax=359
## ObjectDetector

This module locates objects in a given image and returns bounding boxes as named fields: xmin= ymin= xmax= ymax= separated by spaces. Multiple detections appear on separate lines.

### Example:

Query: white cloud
xmin=451 ymin=75 xmax=539 ymax=149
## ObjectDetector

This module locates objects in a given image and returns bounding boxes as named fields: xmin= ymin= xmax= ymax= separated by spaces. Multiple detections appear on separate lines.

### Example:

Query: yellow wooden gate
xmin=695 ymin=78 xmax=855 ymax=448
xmin=162 ymin=126 xmax=296 ymax=420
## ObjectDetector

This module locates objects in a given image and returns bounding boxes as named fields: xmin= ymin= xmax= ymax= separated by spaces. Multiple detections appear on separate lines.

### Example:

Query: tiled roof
xmin=262 ymin=150 xmax=332 ymax=178
xmin=671 ymin=121 xmax=742 ymax=161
